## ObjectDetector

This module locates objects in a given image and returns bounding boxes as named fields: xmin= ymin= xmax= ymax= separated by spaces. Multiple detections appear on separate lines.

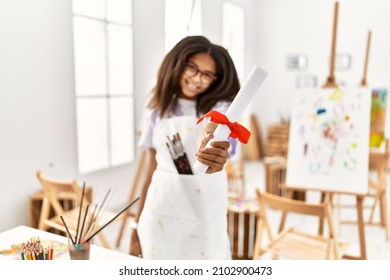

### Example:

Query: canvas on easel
xmin=370 ymin=88 xmax=388 ymax=148
xmin=360 ymin=31 xmax=389 ymax=149
xmin=286 ymin=1 xmax=372 ymax=196
xmin=286 ymin=87 xmax=371 ymax=195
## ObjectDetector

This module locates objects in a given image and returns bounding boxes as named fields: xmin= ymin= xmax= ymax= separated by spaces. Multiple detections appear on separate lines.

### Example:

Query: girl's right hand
xmin=196 ymin=132 xmax=230 ymax=174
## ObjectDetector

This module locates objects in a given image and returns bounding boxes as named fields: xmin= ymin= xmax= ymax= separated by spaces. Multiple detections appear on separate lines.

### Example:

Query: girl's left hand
xmin=196 ymin=132 xmax=230 ymax=174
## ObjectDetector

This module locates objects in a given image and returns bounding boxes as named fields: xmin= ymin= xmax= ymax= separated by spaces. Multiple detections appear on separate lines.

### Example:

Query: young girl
xmin=130 ymin=35 xmax=240 ymax=259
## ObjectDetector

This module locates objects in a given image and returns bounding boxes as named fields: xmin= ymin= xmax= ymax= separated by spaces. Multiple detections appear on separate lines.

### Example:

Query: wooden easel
xmin=115 ymin=150 xmax=148 ymax=248
xmin=363 ymin=30 xmax=389 ymax=240
xmin=360 ymin=31 xmax=372 ymax=87
xmin=244 ymin=114 xmax=264 ymax=161
xmin=313 ymin=1 xmax=368 ymax=259
xmin=323 ymin=1 xmax=339 ymax=89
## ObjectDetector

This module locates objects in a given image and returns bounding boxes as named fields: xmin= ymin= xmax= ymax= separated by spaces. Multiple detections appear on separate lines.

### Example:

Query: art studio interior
xmin=0 ymin=0 xmax=389 ymax=261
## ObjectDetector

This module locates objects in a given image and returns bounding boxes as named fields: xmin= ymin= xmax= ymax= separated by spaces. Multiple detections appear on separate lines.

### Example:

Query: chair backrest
xmin=253 ymin=189 xmax=340 ymax=260
xmin=369 ymin=138 xmax=390 ymax=170
xmin=256 ymin=188 xmax=335 ymax=238
xmin=37 ymin=171 xmax=81 ymax=194
xmin=368 ymin=140 xmax=390 ymax=193
xmin=369 ymin=151 xmax=390 ymax=171
xmin=257 ymin=189 xmax=327 ymax=218
xmin=36 ymin=171 xmax=88 ymax=222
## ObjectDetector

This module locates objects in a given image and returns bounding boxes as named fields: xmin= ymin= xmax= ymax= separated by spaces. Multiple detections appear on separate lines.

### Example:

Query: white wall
xmin=0 ymin=0 xmax=166 ymax=232
xmin=0 ymin=0 xmax=78 ymax=231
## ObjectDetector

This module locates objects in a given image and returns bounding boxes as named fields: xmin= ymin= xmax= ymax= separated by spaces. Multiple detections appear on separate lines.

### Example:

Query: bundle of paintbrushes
xmin=20 ymin=237 xmax=54 ymax=260
xmin=60 ymin=183 xmax=140 ymax=250
xmin=166 ymin=132 xmax=193 ymax=174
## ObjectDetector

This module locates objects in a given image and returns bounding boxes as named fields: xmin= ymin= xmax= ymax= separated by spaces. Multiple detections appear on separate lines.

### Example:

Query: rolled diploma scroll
xmin=192 ymin=65 xmax=268 ymax=174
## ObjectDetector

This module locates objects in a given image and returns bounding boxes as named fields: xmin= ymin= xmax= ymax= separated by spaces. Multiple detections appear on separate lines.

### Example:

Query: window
xmin=72 ymin=0 xmax=135 ymax=173
xmin=165 ymin=0 xmax=202 ymax=52
xmin=222 ymin=2 xmax=247 ymax=167
xmin=222 ymin=2 xmax=245 ymax=82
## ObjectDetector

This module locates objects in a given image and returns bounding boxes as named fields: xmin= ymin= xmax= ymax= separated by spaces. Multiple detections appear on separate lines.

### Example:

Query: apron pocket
xmin=147 ymin=169 xmax=228 ymax=221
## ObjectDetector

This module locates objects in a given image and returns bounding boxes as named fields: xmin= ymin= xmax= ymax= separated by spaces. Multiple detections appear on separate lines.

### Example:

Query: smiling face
xmin=179 ymin=52 xmax=217 ymax=100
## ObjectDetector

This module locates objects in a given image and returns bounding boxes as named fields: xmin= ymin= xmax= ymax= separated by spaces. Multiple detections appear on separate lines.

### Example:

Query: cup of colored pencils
xmin=20 ymin=237 xmax=54 ymax=260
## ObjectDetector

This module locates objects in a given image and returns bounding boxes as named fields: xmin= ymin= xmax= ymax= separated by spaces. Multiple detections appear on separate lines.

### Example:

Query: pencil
xmin=49 ymin=245 xmax=54 ymax=260
xmin=44 ymin=247 xmax=48 ymax=260
xmin=26 ymin=250 xmax=31 ymax=260
xmin=31 ymin=250 xmax=36 ymax=260
xmin=39 ymin=247 xmax=44 ymax=260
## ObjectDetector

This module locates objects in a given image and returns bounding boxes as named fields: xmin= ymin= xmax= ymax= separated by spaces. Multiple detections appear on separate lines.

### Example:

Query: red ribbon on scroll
xmin=196 ymin=110 xmax=251 ymax=144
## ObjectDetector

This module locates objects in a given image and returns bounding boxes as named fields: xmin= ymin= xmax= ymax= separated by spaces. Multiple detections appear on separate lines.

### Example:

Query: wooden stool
xmin=227 ymin=198 xmax=259 ymax=260
xmin=264 ymin=157 xmax=306 ymax=201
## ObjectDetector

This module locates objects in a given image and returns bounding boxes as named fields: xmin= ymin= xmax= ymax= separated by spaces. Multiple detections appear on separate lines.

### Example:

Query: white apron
xmin=137 ymin=116 xmax=230 ymax=259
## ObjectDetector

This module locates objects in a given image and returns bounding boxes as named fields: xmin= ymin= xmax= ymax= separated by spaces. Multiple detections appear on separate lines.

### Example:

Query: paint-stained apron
xmin=137 ymin=116 xmax=229 ymax=259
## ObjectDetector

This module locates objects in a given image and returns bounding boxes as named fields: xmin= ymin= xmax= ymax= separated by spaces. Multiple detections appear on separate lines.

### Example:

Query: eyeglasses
xmin=184 ymin=62 xmax=217 ymax=85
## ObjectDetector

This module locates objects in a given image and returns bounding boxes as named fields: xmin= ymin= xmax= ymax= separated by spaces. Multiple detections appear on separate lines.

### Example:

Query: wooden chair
xmin=253 ymin=189 xmax=347 ymax=260
xmin=36 ymin=170 xmax=113 ymax=249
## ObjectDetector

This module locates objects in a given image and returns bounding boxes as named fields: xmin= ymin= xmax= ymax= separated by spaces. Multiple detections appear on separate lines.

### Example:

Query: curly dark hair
xmin=148 ymin=36 xmax=240 ymax=118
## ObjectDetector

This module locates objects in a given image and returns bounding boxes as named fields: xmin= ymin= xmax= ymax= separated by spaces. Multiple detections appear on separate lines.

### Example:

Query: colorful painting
xmin=370 ymin=88 xmax=388 ymax=147
xmin=286 ymin=87 xmax=371 ymax=194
